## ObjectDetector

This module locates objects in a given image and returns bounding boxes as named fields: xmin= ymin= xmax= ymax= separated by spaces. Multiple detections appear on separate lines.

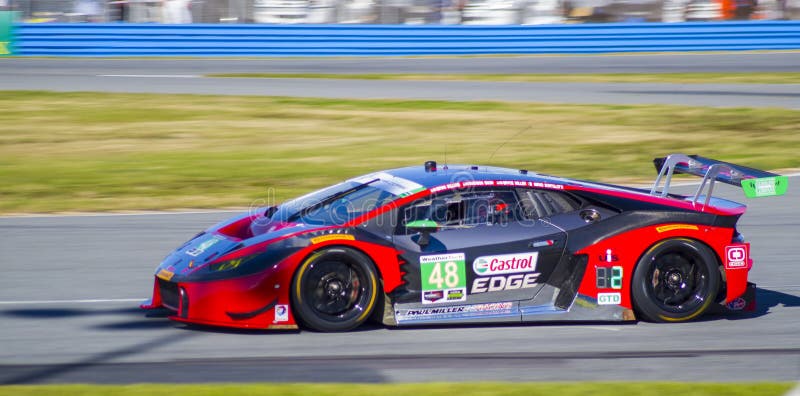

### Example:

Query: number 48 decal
xmin=420 ymin=253 xmax=467 ymax=292
xmin=428 ymin=260 xmax=461 ymax=289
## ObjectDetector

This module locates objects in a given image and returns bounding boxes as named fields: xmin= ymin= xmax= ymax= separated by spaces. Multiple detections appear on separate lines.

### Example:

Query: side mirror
xmin=406 ymin=220 xmax=439 ymax=246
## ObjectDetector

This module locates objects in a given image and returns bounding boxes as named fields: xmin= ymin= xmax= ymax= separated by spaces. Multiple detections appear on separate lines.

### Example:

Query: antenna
xmin=487 ymin=124 xmax=532 ymax=165
xmin=444 ymin=144 xmax=448 ymax=170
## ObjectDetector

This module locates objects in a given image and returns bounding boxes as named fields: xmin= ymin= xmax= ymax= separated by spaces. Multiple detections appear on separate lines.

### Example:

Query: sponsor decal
xmin=404 ymin=306 xmax=465 ymax=316
xmin=725 ymin=245 xmax=748 ymax=269
xmin=421 ymin=253 xmax=467 ymax=304
xmin=446 ymin=289 xmax=465 ymax=301
xmin=472 ymin=252 xmax=538 ymax=276
xmin=726 ymin=297 xmax=747 ymax=311
xmin=754 ymin=178 xmax=776 ymax=196
xmin=423 ymin=290 xmax=444 ymax=303
xmin=429 ymin=180 xmax=564 ymax=193
xmin=742 ymin=176 xmax=788 ymax=198
xmin=599 ymin=249 xmax=618 ymax=263
xmin=186 ymin=235 xmax=223 ymax=257
xmin=656 ymin=224 xmax=699 ymax=233
xmin=530 ymin=239 xmax=555 ymax=248
xmin=310 ymin=234 xmax=355 ymax=244
xmin=471 ymin=273 xmax=540 ymax=294
xmin=268 ymin=324 xmax=298 ymax=330
xmin=466 ymin=302 xmax=513 ymax=312
xmin=396 ymin=302 xmax=515 ymax=320
xmin=274 ymin=304 xmax=289 ymax=322
xmin=267 ymin=325 xmax=297 ymax=330
xmin=597 ymin=292 xmax=621 ymax=305
xmin=156 ymin=268 xmax=174 ymax=281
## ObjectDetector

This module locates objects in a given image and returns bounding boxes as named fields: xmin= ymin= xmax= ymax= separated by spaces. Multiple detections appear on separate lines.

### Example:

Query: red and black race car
xmin=141 ymin=154 xmax=788 ymax=331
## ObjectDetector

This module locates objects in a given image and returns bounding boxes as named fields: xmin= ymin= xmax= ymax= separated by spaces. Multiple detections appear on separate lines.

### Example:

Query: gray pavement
xmin=0 ymin=177 xmax=798 ymax=384
xmin=1 ymin=74 xmax=798 ymax=109
xmin=2 ymin=52 xmax=800 ymax=75
xmin=1 ymin=54 xmax=799 ymax=109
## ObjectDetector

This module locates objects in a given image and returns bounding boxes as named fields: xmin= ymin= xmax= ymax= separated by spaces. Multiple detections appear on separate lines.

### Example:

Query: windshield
xmin=270 ymin=180 xmax=397 ymax=227
xmin=252 ymin=172 xmax=424 ymax=233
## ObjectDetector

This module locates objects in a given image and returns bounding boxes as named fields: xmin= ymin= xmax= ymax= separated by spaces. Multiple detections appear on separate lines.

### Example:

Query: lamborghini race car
xmin=141 ymin=154 xmax=788 ymax=331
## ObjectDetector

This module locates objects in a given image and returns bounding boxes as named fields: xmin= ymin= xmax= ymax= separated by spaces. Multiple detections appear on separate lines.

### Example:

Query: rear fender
xmin=575 ymin=223 xmax=738 ymax=309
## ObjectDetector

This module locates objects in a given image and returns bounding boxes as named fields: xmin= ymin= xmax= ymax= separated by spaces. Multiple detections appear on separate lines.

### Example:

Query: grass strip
xmin=1 ymin=91 xmax=798 ymax=213
xmin=206 ymin=72 xmax=800 ymax=85
xmin=0 ymin=382 xmax=793 ymax=396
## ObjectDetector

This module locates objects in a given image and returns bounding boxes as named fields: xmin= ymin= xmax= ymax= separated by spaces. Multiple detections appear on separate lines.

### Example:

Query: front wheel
xmin=631 ymin=238 xmax=720 ymax=322
xmin=291 ymin=247 xmax=380 ymax=332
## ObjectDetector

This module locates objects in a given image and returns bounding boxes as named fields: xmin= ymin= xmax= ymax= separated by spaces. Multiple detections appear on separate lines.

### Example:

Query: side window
xmin=398 ymin=188 xmax=524 ymax=234
xmin=516 ymin=188 xmax=581 ymax=219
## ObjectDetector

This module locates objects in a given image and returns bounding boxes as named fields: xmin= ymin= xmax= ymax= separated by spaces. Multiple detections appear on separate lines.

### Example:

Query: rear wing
xmin=651 ymin=154 xmax=788 ymax=205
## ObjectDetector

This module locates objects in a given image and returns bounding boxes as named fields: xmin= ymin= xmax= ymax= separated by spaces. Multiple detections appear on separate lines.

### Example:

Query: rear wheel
xmin=631 ymin=238 xmax=720 ymax=322
xmin=291 ymin=247 xmax=379 ymax=332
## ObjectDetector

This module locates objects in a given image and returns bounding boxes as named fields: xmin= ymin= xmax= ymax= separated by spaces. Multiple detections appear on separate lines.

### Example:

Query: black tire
xmin=631 ymin=238 xmax=720 ymax=323
xmin=291 ymin=247 xmax=380 ymax=332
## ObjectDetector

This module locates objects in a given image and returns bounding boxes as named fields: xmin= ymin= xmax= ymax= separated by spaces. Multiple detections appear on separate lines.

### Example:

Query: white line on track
xmin=99 ymin=74 xmax=200 ymax=78
xmin=0 ymin=298 xmax=143 ymax=305
xmin=577 ymin=326 xmax=622 ymax=331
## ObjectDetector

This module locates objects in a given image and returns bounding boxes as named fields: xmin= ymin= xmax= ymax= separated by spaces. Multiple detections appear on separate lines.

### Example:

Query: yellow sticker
xmin=156 ymin=269 xmax=174 ymax=281
xmin=310 ymin=234 xmax=355 ymax=244
xmin=268 ymin=324 xmax=299 ymax=330
xmin=656 ymin=224 xmax=699 ymax=233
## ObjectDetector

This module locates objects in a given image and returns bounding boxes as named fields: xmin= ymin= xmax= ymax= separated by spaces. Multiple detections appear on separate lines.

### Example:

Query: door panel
xmin=393 ymin=220 xmax=566 ymax=306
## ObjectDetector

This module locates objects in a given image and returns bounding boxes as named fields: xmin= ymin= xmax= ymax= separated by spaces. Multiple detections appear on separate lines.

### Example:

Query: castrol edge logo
xmin=473 ymin=252 xmax=539 ymax=276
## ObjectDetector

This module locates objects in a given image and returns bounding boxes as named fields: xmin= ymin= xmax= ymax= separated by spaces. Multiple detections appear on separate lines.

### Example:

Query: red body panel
xmin=147 ymin=238 xmax=403 ymax=329
xmin=576 ymin=223 xmax=750 ymax=308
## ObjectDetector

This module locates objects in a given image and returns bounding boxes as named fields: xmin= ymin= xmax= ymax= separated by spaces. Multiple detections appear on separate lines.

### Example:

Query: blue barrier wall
xmin=13 ymin=21 xmax=800 ymax=56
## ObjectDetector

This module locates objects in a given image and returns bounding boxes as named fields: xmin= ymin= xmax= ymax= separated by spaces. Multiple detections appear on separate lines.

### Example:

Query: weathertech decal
xmin=420 ymin=253 xmax=467 ymax=304
xmin=656 ymin=224 xmax=699 ymax=233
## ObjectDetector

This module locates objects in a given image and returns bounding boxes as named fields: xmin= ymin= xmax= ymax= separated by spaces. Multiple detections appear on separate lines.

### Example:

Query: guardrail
xmin=12 ymin=21 xmax=800 ymax=56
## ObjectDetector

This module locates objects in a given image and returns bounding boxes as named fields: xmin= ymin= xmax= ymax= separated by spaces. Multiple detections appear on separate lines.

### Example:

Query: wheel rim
xmin=646 ymin=249 xmax=710 ymax=314
xmin=302 ymin=258 xmax=369 ymax=321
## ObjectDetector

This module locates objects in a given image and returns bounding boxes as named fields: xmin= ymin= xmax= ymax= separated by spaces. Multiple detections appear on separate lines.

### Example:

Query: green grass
xmin=1 ymin=90 xmax=799 ymax=213
xmin=0 ymin=382 xmax=793 ymax=396
xmin=206 ymin=72 xmax=800 ymax=84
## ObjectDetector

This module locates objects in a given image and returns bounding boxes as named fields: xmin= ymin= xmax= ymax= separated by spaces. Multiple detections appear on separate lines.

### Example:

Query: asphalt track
xmin=4 ymin=52 xmax=800 ymax=74
xmin=1 ymin=54 xmax=800 ymax=108
xmin=0 ymin=178 xmax=798 ymax=384
xmin=1 ymin=53 xmax=798 ymax=384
